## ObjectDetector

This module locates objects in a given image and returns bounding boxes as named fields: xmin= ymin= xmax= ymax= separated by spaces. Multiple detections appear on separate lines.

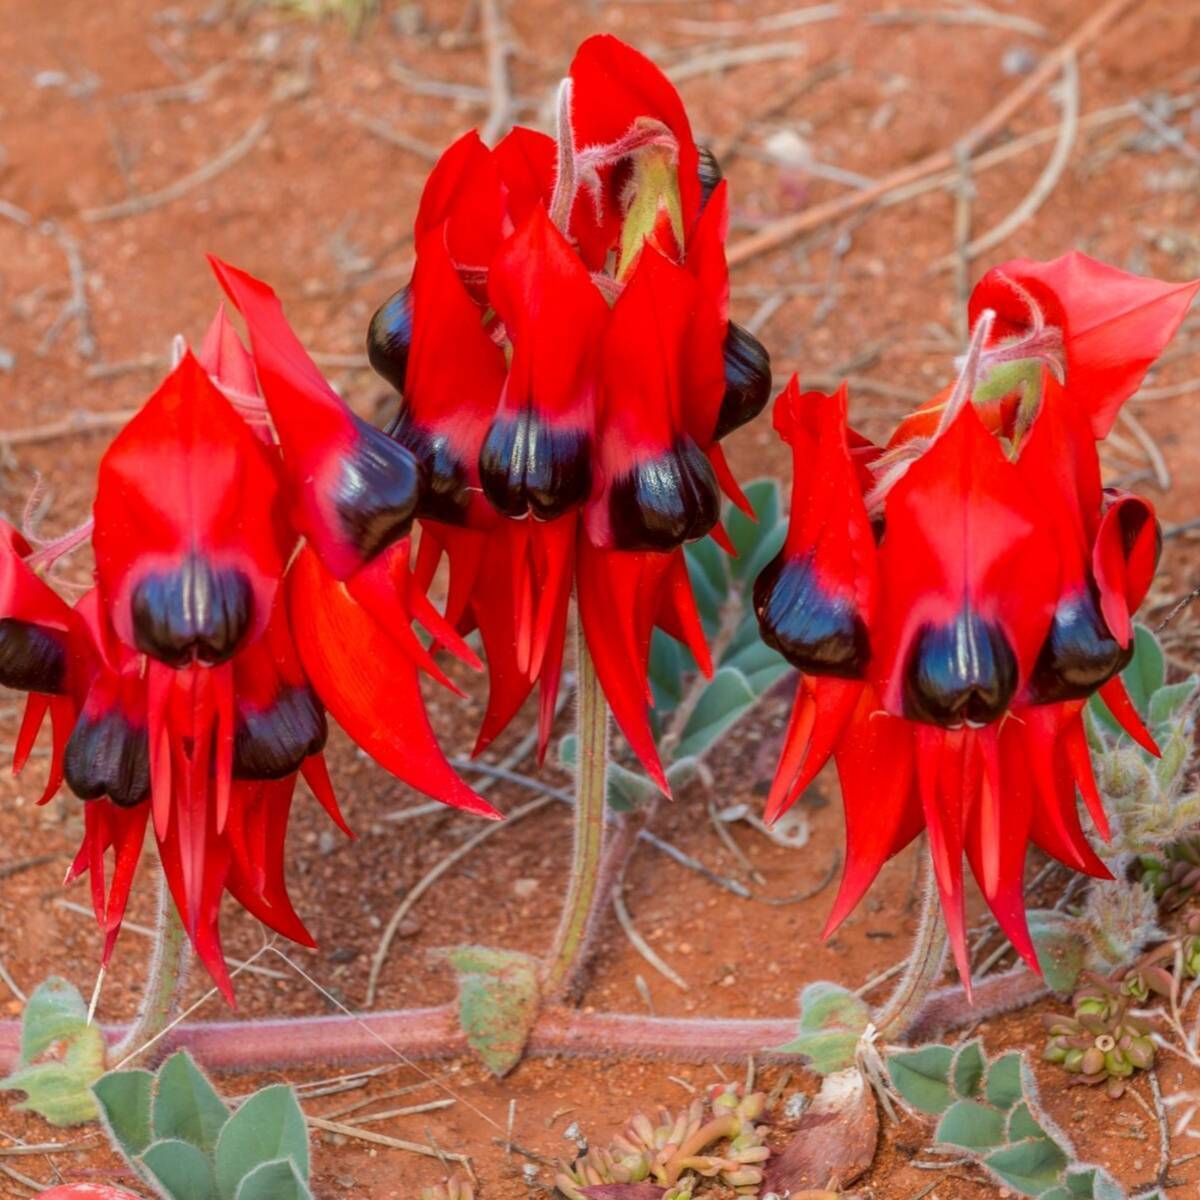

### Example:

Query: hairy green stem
xmin=874 ymin=856 xmax=950 ymax=1043
xmin=543 ymin=617 xmax=610 ymax=1001
xmin=112 ymin=867 xmax=191 ymax=1066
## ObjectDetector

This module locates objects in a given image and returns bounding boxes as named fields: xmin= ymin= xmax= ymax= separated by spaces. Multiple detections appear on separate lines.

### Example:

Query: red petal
xmin=1093 ymin=491 xmax=1160 ymax=648
xmin=288 ymin=545 xmax=500 ymax=818
xmin=210 ymin=257 xmax=419 ymax=579
xmin=1098 ymin=674 xmax=1160 ymax=756
xmin=970 ymin=253 xmax=1200 ymax=438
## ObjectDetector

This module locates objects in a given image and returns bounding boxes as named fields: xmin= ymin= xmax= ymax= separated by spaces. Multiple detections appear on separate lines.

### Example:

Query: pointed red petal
xmin=1098 ymin=674 xmax=1160 ymax=756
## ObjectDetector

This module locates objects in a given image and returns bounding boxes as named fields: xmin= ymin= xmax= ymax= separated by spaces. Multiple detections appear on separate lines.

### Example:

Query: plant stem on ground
xmin=873 ymin=856 xmax=950 ymax=1043
xmin=112 ymin=866 xmax=191 ymax=1067
xmin=542 ymin=617 xmax=611 ymax=1001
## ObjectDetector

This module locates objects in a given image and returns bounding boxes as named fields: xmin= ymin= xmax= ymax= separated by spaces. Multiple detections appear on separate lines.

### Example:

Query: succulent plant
xmin=1043 ymin=976 xmax=1156 ymax=1099
xmin=554 ymin=1083 xmax=770 ymax=1200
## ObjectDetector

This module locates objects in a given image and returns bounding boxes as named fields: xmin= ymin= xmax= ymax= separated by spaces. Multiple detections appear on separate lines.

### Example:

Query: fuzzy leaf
xmin=1149 ymin=680 xmax=1197 ymax=727
xmin=684 ymin=538 xmax=729 ymax=633
xmin=560 ymin=734 xmax=657 ymax=813
xmin=888 ymin=1045 xmax=955 ymax=1115
xmin=984 ymin=1052 xmax=1024 ymax=1111
xmin=722 ymin=622 xmax=790 ymax=693
xmin=0 ymin=980 xmax=104 ymax=1127
xmin=674 ymin=666 xmax=758 ymax=759
xmin=1028 ymin=910 xmax=1087 ymax=993
xmin=648 ymin=630 xmax=689 ymax=712
xmin=774 ymin=982 xmax=870 ymax=1075
xmin=952 ymin=1040 xmax=985 ymax=1099
xmin=93 ymin=1069 xmax=155 ymax=1160
xmin=728 ymin=480 xmax=781 ymax=581
xmin=1006 ymin=1101 xmax=1045 ymax=1143
xmin=214 ymin=1084 xmax=309 ymax=1200
xmin=153 ymin=1052 xmax=230 ymax=1153
xmin=17 ymin=978 xmax=91 ymax=1062
xmin=984 ymin=1136 xmax=1069 ymax=1196
xmin=446 ymin=946 xmax=540 ymax=1078
xmin=935 ymin=1099 xmax=1005 ymax=1151
xmin=1125 ymin=625 xmax=1165 ymax=712
xmin=142 ymin=1138 xmax=219 ymax=1200
xmin=235 ymin=1158 xmax=313 ymax=1200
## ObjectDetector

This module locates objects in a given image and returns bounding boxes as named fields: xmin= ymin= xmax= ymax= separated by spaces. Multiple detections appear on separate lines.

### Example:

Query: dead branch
xmin=478 ymin=0 xmax=516 ymax=146
xmin=82 ymin=113 xmax=271 ymax=223
xmin=727 ymin=0 xmax=1142 ymax=267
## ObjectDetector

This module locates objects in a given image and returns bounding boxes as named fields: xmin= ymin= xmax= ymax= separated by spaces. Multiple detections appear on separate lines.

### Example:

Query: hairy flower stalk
xmin=543 ymin=623 xmax=611 ymax=1000
xmin=873 ymin=858 xmax=951 ymax=1042
xmin=111 ymin=865 xmax=191 ymax=1066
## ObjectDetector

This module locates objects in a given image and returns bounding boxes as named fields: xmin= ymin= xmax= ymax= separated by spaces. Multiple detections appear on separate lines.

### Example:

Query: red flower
xmin=759 ymin=254 xmax=1197 ymax=986
xmin=366 ymin=34 xmax=766 ymax=788
xmin=2 ymin=289 xmax=495 ymax=997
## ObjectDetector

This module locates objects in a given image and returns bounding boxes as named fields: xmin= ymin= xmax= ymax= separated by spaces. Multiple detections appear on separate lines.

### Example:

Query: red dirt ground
xmin=1 ymin=0 xmax=1199 ymax=1196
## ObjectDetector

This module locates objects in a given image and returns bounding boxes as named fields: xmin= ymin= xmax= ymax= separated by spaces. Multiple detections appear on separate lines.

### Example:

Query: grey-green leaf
xmin=1149 ymin=680 xmax=1197 ymax=727
xmin=17 ymin=978 xmax=90 ymax=1063
xmin=675 ymin=666 xmax=758 ymax=759
xmin=94 ymin=1069 xmax=155 ymax=1160
xmin=1007 ymin=1101 xmax=1045 ymax=1143
xmin=1028 ymin=910 xmax=1086 ymax=994
xmin=888 ymin=1045 xmax=955 ymax=1115
xmin=1124 ymin=625 xmax=1165 ymax=712
xmin=774 ymin=982 xmax=870 ymax=1076
xmin=235 ymin=1158 xmax=313 ymax=1200
xmin=142 ymin=1138 xmax=219 ymax=1200
xmin=951 ymin=1040 xmax=985 ymax=1100
xmin=153 ymin=1052 xmax=230 ymax=1153
xmin=985 ymin=1136 xmax=1069 ymax=1195
xmin=935 ymin=1099 xmax=1005 ymax=1151
xmin=446 ymin=946 xmax=540 ymax=1079
xmin=214 ymin=1084 xmax=309 ymax=1200
xmin=984 ymin=1052 xmax=1024 ymax=1111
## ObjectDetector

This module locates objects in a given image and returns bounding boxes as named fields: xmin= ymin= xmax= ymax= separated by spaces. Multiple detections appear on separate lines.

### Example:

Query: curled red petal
xmin=210 ymin=256 xmax=420 ymax=579
xmin=1093 ymin=491 xmax=1161 ymax=649
xmin=970 ymin=252 xmax=1200 ymax=438
xmin=1098 ymin=674 xmax=1160 ymax=757
xmin=288 ymin=544 xmax=499 ymax=819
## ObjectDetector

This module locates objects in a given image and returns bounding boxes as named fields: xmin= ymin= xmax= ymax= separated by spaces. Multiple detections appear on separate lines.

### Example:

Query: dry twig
xmin=727 ymin=0 xmax=1142 ymax=267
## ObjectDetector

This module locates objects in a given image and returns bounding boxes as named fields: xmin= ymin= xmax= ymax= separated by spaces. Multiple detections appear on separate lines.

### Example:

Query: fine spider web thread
xmin=266 ymin=945 xmax=507 ymax=1135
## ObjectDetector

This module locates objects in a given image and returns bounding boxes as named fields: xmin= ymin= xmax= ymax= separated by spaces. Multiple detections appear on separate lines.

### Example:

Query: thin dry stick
xmin=364 ymin=796 xmax=554 ymax=1006
xmin=671 ymin=4 xmax=842 ymax=36
xmin=479 ymin=0 xmax=515 ymax=146
xmin=1 ymin=409 xmax=136 ymax=448
xmin=342 ymin=108 xmax=441 ymax=162
xmin=308 ymin=1116 xmax=471 ymax=1165
xmin=667 ymin=41 xmax=812 ymax=84
xmin=343 ymin=1098 xmax=457 ymax=1126
xmin=865 ymin=6 xmax=1047 ymax=37
xmin=612 ymin=880 xmax=689 ymax=992
xmin=726 ymin=0 xmax=1142 ymax=266
xmin=82 ymin=113 xmax=271 ymax=222
xmin=934 ymin=51 xmax=1081 ymax=272
xmin=1121 ymin=407 xmax=1172 ymax=490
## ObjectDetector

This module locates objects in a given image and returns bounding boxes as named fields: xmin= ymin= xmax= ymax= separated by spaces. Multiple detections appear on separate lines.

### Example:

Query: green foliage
xmin=0 ymin=977 xmax=104 ymax=1125
xmin=444 ymin=946 xmax=541 ymax=1077
xmin=888 ymin=1041 xmax=1152 ymax=1198
xmin=91 ymin=1050 xmax=312 ymax=1200
xmin=1088 ymin=624 xmax=1200 ymax=856
xmin=773 ymin=981 xmax=870 ymax=1075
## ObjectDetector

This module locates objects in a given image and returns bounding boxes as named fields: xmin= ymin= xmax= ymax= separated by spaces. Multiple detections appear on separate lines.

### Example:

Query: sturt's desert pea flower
xmin=756 ymin=252 xmax=1199 ymax=987
xmin=365 ymin=34 xmax=771 ymax=791
xmin=1 ymin=291 xmax=496 ymax=998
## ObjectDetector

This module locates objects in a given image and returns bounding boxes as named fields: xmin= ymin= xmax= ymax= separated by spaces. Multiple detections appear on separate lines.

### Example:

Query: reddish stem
xmin=0 ymin=969 xmax=1043 ymax=1074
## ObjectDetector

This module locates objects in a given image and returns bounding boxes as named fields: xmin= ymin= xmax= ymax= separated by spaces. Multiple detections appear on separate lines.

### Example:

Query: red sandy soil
xmin=1 ymin=0 xmax=1199 ymax=1196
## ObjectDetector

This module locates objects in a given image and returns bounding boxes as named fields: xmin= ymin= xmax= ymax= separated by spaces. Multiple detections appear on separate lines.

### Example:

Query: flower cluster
xmin=364 ymin=34 xmax=768 ymax=789
xmin=756 ymin=252 xmax=1200 ymax=984
xmin=2 ymin=278 xmax=496 ymax=997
